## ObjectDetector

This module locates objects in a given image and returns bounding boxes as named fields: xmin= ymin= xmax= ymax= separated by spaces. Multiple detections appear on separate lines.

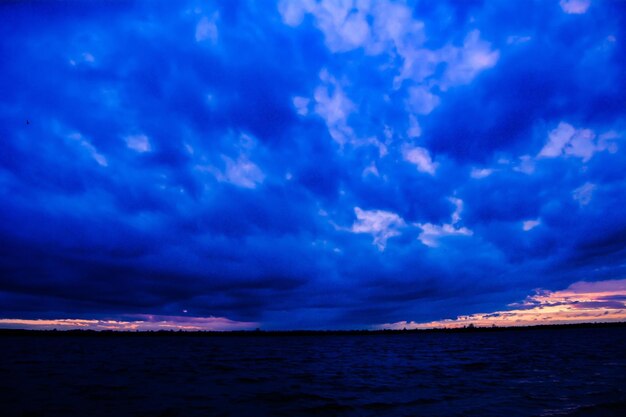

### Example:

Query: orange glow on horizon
xmin=0 ymin=315 xmax=259 ymax=331
xmin=378 ymin=278 xmax=626 ymax=329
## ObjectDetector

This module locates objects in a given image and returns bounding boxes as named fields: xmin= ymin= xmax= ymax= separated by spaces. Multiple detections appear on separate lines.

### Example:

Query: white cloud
xmin=449 ymin=197 xmax=463 ymax=224
xmin=278 ymin=1 xmax=497 ymax=90
xmin=407 ymin=86 xmax=440 ymax=115
xmin=573 ymin=182 xmax=595 ymax=206
xmin=538 ymin=122 xmax=610 ymax=162
xmin=292 ymin=96 xmax=311 ymax=116
xmin=402 ymin=145 xmax=437 ymax=175
xmin=597 ymin=131 xmax=620 ymax=154
xmin=367 ymin=1 xmax=426 ymax=55
xmin=407 ymin=114 xmax=422 ymax=138
xmin=418 ymin=223 xmax=472 ymax=247
xmin=470 ymin=167 xmax=493 ymax=179
xmin=313 ymin=70 xmax=355 ymax=145
xmin=393 ymin=48 xmax=440 ymax=89
xmin=394 ymin=29 xmax=498 ymax=90
xmin=197 ymin=155 xmax=265 ymax=189
xmin=513 ymin=154 xmax=535 ymax=175
xmin=67 ymin=132 xmax=107 ymax=167
xmin=221 ymin=156 xmax=265 ymax=189
xmin=279 ymin=2 xmax=501 ymax=169
xmin=69 ymin=52 xmax=96 ymax=67
xmin=416 ymin=198 xmax=472 ymax=247
xmin=362 ymin=136 xmax=388 ymax=157
xmin=125 ymin=134 xmax=151 ymax=153
xmin=560 ymin=0 xmax=591 ymax=14
xmin=305 ymin=71 xmax=392 ymax=153
xmin=440 ymin=30 xmax=500 ymax=89
xmin=539 ymin=122 xmax=577 ymax=158
xmin=278 ymin=0 xmax=311 ymax=26
xmin=506 ymin=35 xmax=532 ymax=45
xmin=289 ymin=0 xmax=371 ymax=52
xmin=566 ymin=128 xmax=597 ymax=161
xmin=196 ymin=13 xmax=219 ymax=43
xmin=362 ymin=161 xmax=379 ymax=177
xmin=522 ymin=219 xmax=540 ymax=231
xmin=193 ymin=132 xmax=266 ymax=188
xmin=279 ymin=0 xmax=425 ymax=55
xmin=351 ymin=207 xmax=406 ymax=251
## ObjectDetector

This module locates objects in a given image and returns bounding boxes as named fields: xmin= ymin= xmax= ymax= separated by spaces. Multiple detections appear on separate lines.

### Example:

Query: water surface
xmin=1 ymin=326 xmax=625 ymax=416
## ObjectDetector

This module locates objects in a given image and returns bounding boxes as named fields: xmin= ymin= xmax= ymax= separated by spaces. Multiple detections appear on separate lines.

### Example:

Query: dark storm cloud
xmin=1 ymin=0 xmax=625 ymax=329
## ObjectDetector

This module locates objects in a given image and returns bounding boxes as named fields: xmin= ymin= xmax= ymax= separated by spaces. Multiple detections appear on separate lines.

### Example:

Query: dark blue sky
xmin=1 ymin=0 xmax=625 ymax=329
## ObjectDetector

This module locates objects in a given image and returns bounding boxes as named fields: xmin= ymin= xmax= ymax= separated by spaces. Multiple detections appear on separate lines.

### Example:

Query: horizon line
xmin=1 ymin=320 xmax=625 ymax=334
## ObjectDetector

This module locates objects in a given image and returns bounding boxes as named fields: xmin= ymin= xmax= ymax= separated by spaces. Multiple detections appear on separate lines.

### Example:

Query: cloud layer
xmin=0 ymin=0 xmax=625 ymax=329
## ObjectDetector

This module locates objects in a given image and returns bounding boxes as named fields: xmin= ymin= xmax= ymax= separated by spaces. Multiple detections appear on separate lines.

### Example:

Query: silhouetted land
xmin=1 ymin=320 xmax=625 ymax=337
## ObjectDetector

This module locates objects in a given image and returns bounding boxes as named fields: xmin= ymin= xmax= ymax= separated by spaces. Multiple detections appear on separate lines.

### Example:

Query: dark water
xmin=1 ymin=327 xmax=626 ymax=417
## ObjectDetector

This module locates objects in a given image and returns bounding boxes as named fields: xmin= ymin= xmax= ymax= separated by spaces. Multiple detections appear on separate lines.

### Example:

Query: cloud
xmin=67 ymin=132 xmax=108 ymax=167
xmin=402 ymin=145 xmax=438 ymax=175
xmin=417 ymin=223 xmax=473 ymax=248
xmin=192 ymin=131 xmax=267 ymax=189
xmin=522 ymin=219 xmax=540 ymax=231
xmin=470 ymin=167 xmax=493 ymax=179
xmin=407 ymin=114 xmax=421 ymax=138
xmin=513 ymin=155 xmax=535 ymax=175
xmin=279 ymin=1 xmax=497 ymax=91
xmin=394 ymin=26 xmax=499 ymax=90
xmin=506 ymin=35 xmax=532 ymax=45
xmin=278 ymin=1 xmax=308 ymax=26
xmin=279 ymin=0 xmax=424 ymax=55
xmin=301 ymin=0 xmax=371 ymax=52
xmin=538 ymin=122 xmax=621 ymax=162
xmin=312 ymin=70 xmax=355 ymax=145
xmin=222 ymin=156 xmax=265 ymax=189
xmin=378 ymin=278 xmax=626 ymax=329
xmin=417 ymin=198 xmax=473 ymax=247
xmin=0 ymin=0 xmax=625 ymax=330
xmin=350 ymin=207 xmax=406 ymax=251
xmin=439 ymin=30 xmax=500 ymax=89
xmin=198 ymin=155 xmax=265 ymax=189
xmin=407 ymin=86 xmax=440 ymax=115
xmin=362 ymin=162 xmax=379 ymax=178
xmin=292 ymin=96 xmax=310 ymax=116
xmin=539 ymin=122 xmax=577 ymax=158
xmin=0 ymin=314 xmax=258 ymax=331
xmin=195 ymin=12 xmax=219 ymax=43
xmin=125 ymin=134 xmax=151 ymax=153
xmin=572 ymin=182 xmax=596 ymax=206
xmin=560 ymin=0 xmax=591 ymax=15
xmin=69 ymin=52 xmax=96 ymax=66
xmin=538 ymin=122 xmax=599 ymax=161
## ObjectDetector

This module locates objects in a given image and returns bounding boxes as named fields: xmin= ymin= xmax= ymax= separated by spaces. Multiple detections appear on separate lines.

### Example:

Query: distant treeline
xmin=0 ymin=321 xmax=625 ymax=338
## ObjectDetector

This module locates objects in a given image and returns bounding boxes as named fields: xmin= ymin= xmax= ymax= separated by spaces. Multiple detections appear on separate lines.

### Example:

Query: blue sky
xmin=1 ymin=0 xmax=625 ymax=330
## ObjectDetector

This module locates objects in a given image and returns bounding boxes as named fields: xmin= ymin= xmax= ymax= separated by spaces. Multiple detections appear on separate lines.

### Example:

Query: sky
xmin=1 ymin=0 xmax=626 ymax=331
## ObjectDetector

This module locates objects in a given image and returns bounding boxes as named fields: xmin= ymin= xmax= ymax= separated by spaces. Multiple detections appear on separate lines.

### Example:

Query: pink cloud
xmin=377 ymin=278 xmax=626 ymax=329
xmin=0 ymin=314 xmax=258 ymax=331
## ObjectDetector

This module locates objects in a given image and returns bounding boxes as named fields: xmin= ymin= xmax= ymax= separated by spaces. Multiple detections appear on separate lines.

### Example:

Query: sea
xmin=1 ymin=326 xmax=625 ymax=416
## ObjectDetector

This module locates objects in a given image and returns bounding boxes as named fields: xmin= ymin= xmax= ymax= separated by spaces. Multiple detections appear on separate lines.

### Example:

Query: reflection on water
xmin=1 ymin=327 xmax=625 ymax=416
